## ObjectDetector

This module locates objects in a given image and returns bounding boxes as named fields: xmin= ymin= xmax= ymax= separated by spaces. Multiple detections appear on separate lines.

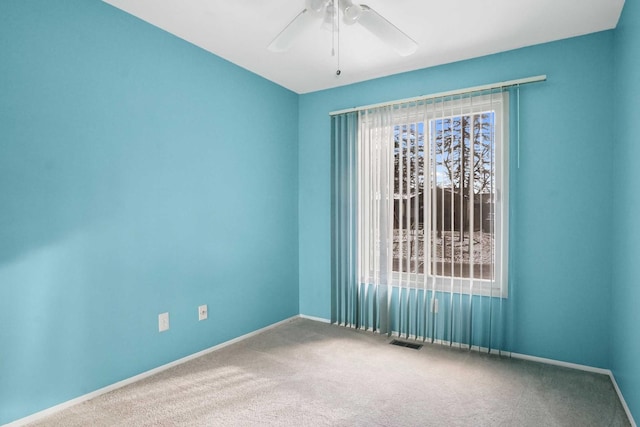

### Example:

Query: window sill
xmin=361 ymin=272 xmax=508 ymax=298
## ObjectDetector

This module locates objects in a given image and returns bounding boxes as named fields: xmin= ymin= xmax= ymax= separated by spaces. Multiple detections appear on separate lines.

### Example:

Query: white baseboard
xmin=298 ymin=314 xmax=331 ymax=323
xmin=4 ymin=315 xmax=299 ymax=427
xmin=609 ymin=372 xmax=638 ymax=427
xmin=510 ymin=352 xmax=611 ymax=375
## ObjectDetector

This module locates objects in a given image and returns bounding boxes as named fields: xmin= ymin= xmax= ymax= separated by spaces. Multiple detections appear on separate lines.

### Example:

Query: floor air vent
xmin=390 ymin=339 xmax=423 ymax=350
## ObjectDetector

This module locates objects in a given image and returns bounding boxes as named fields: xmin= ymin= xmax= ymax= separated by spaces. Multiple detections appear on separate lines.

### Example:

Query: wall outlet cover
xmin=198 ymin=305 xmax=208 ymax=321
xmin=159 ymin=312 xmax=170 ymax=332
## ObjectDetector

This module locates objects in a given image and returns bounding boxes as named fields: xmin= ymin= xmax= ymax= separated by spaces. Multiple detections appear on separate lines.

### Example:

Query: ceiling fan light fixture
xmin=269 ymin=0 xmax=418 ymax=58
xmin=343 ymin=3 xmax=362 ymax=24
xmin=305 ymin=0 xmax=330 ymax=14
xmin=321 ymin=2 xmax=338 ymax=31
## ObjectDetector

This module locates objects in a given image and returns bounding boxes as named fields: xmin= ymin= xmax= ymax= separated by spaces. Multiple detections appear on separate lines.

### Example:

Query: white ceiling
xmin=102 ymin=0 xmax=624 ymax=94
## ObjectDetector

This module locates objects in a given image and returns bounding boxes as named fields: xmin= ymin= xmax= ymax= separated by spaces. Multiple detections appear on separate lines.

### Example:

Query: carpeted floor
xmin=28 ymin=318 xmax=630 ymax=426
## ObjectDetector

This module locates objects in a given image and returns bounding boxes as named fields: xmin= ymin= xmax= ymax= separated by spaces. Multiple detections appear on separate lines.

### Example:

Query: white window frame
xmin=361 ymin=93 xmax=509 ymax=298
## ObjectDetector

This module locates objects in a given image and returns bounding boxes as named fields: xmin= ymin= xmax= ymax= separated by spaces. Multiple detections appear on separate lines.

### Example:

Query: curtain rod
xmin=329 ymin=74 xmax=547 ymax=116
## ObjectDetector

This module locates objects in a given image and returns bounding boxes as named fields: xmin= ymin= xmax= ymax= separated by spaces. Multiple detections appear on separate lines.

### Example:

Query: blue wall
xmin=299 ymin=32 xmax=615 ymax=368
xmin=613 ymin=0 xmax=640 ymax=421
xmin=0 ymin=1 xmax=299 ymax=424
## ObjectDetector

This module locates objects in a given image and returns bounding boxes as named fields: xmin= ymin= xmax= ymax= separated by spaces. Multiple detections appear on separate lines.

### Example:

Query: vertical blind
xmin=331 ymin=77 xmax=545 ymax=353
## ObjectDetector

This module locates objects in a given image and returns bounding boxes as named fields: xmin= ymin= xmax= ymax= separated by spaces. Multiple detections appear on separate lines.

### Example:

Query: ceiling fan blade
xmin=357 ymin=5 xmax=418 ymax=56
xmin=268 ymin=9 xmax=318 ymax=53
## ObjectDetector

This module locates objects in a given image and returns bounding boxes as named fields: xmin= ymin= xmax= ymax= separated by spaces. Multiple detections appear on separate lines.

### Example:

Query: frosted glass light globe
xmin=343 ymin=3 xmax=362 ymax=24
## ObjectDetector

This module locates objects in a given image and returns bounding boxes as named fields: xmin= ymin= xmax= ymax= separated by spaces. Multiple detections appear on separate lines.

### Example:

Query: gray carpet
xmin=28 ymin=318 xmax=630 ymax=426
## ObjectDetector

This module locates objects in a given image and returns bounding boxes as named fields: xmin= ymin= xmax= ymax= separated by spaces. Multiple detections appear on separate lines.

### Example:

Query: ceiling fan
xmin=268 ymin=0 xmax=418 ymax=57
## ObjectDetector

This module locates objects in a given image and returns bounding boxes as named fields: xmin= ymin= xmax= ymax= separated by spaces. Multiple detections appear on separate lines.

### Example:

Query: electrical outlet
xmin=431 ymin=298 xmax=439 ymax=314
xmin=158 ymin=312 xmax=170 ymax=332
xmin=198 ymin=304 xmax=208 ymax=321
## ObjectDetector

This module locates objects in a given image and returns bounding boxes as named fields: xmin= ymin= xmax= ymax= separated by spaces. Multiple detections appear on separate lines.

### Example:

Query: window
xmin=358 ymin=92 xmax=508 ymax=297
